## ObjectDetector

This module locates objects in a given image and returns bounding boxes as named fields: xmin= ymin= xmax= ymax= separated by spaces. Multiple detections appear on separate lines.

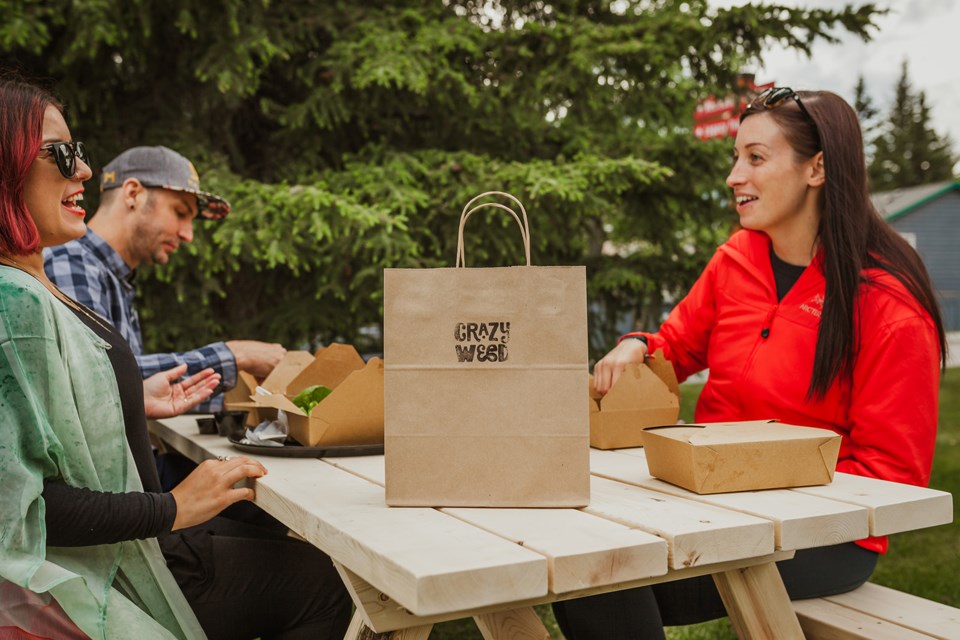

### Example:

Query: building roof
xmin=872 ymin=180 xmax=960 ymax=222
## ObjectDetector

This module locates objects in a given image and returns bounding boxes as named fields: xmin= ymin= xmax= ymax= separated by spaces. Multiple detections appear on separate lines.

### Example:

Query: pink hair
xmin=0 ymin=75 xmax=62 ymax=255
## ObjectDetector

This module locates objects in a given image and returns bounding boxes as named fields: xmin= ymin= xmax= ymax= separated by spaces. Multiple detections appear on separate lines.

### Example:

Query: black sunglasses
xmin=742 ymin=86 xmax=821 ymax=147
xmin=39 ymin=141 xmax=89 ymax=179
xmin=758 ymin=86 xmax=813 ymax=118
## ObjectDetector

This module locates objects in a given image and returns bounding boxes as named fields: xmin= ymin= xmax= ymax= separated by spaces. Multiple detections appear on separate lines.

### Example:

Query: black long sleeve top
xmin=42 ymin=304 xmax=177 ymax=545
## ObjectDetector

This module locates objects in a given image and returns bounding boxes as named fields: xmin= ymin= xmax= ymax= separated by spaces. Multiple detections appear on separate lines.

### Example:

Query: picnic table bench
xmin=794 ymin=581 xmax=960 ymax=639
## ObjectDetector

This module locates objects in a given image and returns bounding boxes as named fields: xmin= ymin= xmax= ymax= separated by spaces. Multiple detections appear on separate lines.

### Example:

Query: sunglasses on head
xmin=746 ymin=86 xmax=814 ymax=120
xmin=39 ymin=141 xmax=89 ymax=179
xmin=743 ymin=86 xmax=820 ymax=143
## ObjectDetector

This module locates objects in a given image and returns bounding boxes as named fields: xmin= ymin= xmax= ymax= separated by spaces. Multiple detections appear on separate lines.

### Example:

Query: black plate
xmin=227 ymin=434 xmax=384 ymax=458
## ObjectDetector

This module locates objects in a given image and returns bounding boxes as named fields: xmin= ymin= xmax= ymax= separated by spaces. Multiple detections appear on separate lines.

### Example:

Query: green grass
xmin=430 ymin=373 xmax=959 ymax=639
xmin=870 ymin=368 xmax=960 ymax=606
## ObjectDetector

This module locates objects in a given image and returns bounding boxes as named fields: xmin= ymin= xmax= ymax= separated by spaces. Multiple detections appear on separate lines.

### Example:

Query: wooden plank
xmin=150 ymin=415 xmax=226 ymax=463
xmin=592 ymin=449 xmax=870 ymax=550
xmin=256 ymin=461 xmax=548 ymax=617
xmin=793 ymin=598 xmax=934 ymax=640
xmin=474 ymin=608 xmax=550 ymax=640
xmin=823 ymin=582 xmax=960 ymax=639
xmin=585 ymin=476 xmax=774 ymax=570
xmin=335 ymin=553 xmax=793 ymax=633
xmin=793 ymin=472 xmax=953 ymax=536
xmin=713 ymin=562 xmax=804 ymax=640
xmin=336 ymin=563 xmax=418 ymax=633
xmin=344 ymin=612 xmax=433 ymax=640
xmin=329 ymin=453 xmax=388 ymax=485
xmin=152 ymin=417 xmax=548 ymax=617
xmin=444 ymin=508 xmax=668 ymax=594
xmin=332 ymin=450 xmax=671 ymax=594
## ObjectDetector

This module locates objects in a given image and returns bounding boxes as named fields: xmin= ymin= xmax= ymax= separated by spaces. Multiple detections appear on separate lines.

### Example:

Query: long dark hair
xmin=741 ymin=90 xmax=946 ymax=398
xmin=0 ymin=72 xmax=62 ymax=256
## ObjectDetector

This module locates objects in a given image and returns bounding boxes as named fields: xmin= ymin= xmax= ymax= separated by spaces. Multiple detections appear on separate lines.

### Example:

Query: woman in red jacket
xmin=554 ymin=88 xmax=946 ymax=639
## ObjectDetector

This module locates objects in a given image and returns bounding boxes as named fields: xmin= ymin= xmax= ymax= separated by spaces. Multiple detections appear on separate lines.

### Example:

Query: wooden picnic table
xmin=150 ymin=416 xmax=953 ymax=640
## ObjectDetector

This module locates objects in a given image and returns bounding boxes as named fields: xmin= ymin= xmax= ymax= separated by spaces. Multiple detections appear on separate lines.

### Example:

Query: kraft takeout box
xmin=248 ymin=344 xmax=384 ymax=447
xmin=589 ymin=349 xmax=680 ymax=449
xmin=223 ymin=370 xmax=260 ymax=423
xmin=642 ymin=420 xmax=842 ymax=494
xmin=224 ymin=351 xmax=317 ymax=427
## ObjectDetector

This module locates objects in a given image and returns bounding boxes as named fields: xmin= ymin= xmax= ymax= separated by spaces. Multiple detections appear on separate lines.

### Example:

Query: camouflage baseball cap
xmin=99 ymin=146 xmax=230 ymax=220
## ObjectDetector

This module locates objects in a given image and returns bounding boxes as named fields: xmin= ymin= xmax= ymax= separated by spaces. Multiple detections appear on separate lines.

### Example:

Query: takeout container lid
xmin=246 ymin=343 xmax=384 ymax=447
xmin=259 ymin=351 xmax=317 ymax=393
xmin=588 ymin=349 xmax=680 ymax=449
xmin=223 ymin=370 xmax=261 ymax=408
xmin=642 ymin=419 xmax=841 ymax=494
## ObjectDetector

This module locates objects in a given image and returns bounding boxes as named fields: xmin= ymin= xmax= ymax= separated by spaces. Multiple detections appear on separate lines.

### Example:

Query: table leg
xmin=344 ymin=610 xmax=433 ymax=640
xmin=713 ymin=562 xmax=804 ymax=640
xmin=474 ymin=606 xmax=550 ymax=640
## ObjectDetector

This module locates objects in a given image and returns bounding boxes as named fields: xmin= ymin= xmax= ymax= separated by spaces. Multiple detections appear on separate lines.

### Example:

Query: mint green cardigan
xmin=0 ymin=267 xmax=205 ymax=639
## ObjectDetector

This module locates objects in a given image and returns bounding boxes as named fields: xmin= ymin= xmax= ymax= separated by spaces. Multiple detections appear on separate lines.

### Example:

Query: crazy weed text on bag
xmin=383 ymin=191 xmax=590 ymax=507
xmin=454 ymin=321 xmax=510 ymax=362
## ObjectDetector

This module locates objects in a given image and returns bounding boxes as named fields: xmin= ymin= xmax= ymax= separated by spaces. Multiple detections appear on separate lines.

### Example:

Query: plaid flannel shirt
xmin=44 ymin=229 xmax=236 ymax=412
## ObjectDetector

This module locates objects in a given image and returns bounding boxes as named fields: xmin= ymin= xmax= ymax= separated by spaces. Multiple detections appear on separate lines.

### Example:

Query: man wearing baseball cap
xmin=44 ymin=147 xmax=352 ymax=639
xmin=45 ymin=146 xmax=286 ymax=417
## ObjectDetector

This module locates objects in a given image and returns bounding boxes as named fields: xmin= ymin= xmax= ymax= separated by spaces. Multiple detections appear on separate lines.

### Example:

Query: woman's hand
xmin=143 ymin=364 xmax=221 ymax=419
xmin=593 ymin=338 xmax=648 ymax=396
xmin=170 ymin=456 xmax=268 ymax=530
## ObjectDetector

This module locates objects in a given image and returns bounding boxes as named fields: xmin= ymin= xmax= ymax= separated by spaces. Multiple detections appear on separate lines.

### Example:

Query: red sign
xmin=694 ymin=81 xmax=774 ymax=141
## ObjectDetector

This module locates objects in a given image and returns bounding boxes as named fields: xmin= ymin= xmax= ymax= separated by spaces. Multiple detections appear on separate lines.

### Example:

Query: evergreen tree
xmin=913 ymin=92 xmax=957 ymax=182
xmin=0 ymin=0 xmax=883 ymax=358
xmin=854 ymin=75 xmax=879 ymax=125
xmin=869 ymin=61 xmax=957 ymax=191
xmin=853 ymin=74 xmax=879 ymax=160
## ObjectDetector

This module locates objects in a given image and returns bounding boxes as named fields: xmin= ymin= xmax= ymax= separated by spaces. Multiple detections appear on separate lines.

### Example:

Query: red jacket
xmin=626 ymin=230 xmax=941 ymax=553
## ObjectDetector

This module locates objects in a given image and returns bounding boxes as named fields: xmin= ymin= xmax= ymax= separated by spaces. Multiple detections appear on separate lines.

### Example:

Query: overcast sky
xmin=711 ymin=0 xmax=960 ymax=163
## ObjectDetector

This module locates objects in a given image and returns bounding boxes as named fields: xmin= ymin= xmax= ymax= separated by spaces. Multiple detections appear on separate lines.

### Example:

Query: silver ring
xmin=217 ymin=455 xmax=229 ymax=462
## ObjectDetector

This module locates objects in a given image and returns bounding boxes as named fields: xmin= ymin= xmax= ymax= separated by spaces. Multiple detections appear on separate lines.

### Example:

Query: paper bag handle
xmin=456 ymin=191 xmax=531 ymax=267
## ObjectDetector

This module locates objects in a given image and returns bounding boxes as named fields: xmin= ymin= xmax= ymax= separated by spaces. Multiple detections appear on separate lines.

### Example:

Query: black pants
xmin=162 ymin=517 xmax=352 ymax=640
xmin=551 ymin=542 xmax=878 ymax=640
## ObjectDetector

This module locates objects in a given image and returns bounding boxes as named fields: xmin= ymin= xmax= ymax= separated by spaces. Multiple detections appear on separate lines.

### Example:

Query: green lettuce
xmin=291 ymin=384 xmax=333 ymax=414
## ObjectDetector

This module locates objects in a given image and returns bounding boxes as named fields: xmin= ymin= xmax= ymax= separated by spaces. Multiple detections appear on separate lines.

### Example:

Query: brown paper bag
xmin=384 ymin=192 xmax=590 ymax=507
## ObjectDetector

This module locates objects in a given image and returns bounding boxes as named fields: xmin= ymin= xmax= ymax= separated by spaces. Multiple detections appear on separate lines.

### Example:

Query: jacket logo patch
xmin=800 ymin=293 xmax=824 ymax=319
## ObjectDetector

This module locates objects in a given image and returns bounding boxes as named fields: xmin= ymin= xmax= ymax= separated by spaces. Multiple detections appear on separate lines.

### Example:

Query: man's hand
xmin=170 ymin=455 xmax=268 ymax=530
xmin=143 ymin=364 xmax=221 ymax=419
xmin=226 ymin=340 xmax=287 ymax=378
xmin=592 ymin=339 xmax=648 ymax=396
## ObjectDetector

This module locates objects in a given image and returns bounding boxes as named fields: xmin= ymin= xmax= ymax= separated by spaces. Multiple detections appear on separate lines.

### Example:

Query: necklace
xmin=0 ymin=254 xmax=114 ymax=334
